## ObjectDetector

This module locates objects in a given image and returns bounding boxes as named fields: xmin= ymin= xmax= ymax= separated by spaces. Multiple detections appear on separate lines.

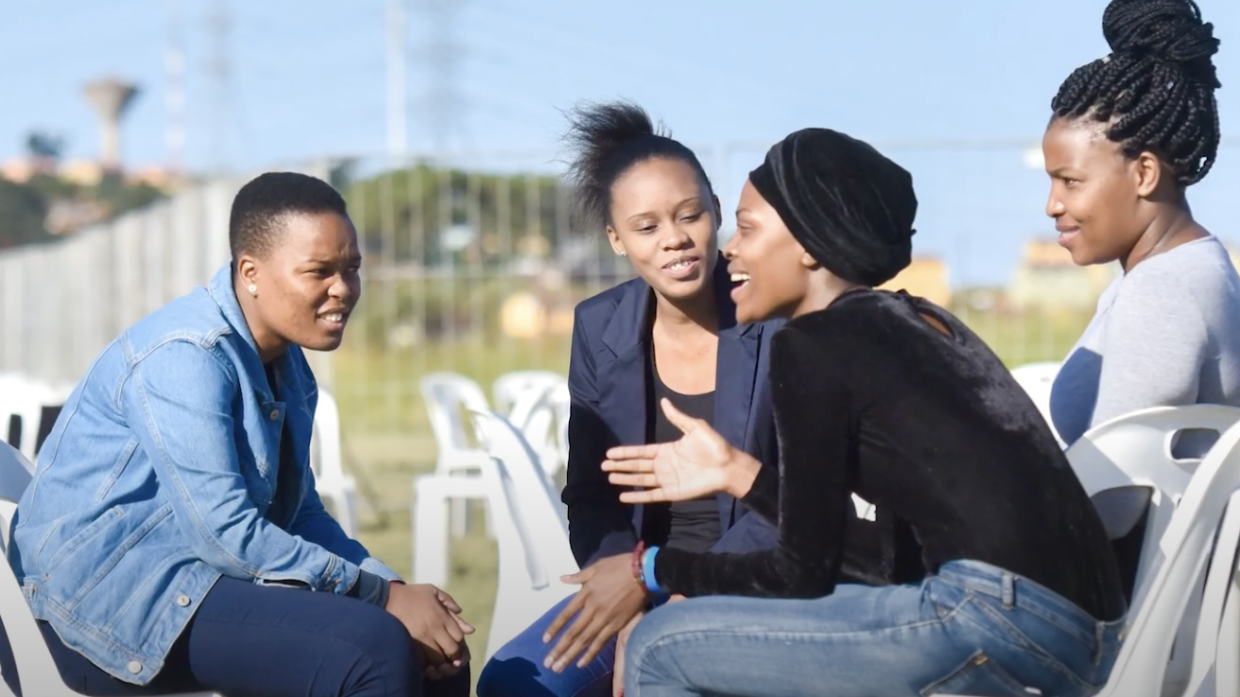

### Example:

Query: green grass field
xmin=328 ymin=305 xmax=1092 ymax=689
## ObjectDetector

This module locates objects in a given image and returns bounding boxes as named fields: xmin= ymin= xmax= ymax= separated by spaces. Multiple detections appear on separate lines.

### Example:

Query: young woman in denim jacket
xmin=7 ymin=173 xmax=472 ymax=697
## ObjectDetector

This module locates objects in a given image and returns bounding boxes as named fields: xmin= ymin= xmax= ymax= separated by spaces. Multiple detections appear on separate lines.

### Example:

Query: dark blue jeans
xmin=477 ymin=593 xmax=615 ymax=697
xmin=1 ymin=576 xmax=470 ymax=697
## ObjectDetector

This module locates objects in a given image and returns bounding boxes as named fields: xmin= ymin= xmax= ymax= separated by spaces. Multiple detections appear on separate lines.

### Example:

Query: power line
xmin=386 ymin=0 xmax=407 ymax=159
xmin=412 ymin=0 xmax=468 ymax=155
xmin=164 ymin=0 xmax=186 ymax=174
xmin=205 ymin=0 xmax=231 ymax=174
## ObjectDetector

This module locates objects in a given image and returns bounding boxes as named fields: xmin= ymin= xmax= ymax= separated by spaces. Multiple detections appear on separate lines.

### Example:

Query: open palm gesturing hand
xmin=603 ymin=398 xmax=739 ymax=503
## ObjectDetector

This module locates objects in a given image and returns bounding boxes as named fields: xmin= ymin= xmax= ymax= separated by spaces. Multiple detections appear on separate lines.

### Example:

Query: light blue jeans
xmin=623 ymin=560 xmax=1125 ymax=697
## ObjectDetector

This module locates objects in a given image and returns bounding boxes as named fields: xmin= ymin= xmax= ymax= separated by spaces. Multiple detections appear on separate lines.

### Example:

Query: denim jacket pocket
xmin=41 ymin=506 xmax=124 ymax=572
xmin=920 ymin=651 xmax=1031 ymax=697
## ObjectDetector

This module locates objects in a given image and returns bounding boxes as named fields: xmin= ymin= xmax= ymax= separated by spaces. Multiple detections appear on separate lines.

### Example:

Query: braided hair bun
xmin=1052 ymin=0 xmax=1222 ymax=185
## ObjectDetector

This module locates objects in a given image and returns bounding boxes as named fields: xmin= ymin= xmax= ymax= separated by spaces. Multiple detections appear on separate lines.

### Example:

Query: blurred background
xmin=1 ymin=0 xmax=1238 ymax=674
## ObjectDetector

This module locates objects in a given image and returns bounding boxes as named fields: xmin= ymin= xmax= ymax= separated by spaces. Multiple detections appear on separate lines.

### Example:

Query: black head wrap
xmin=748 ymin=128 xmax=917 ymax=287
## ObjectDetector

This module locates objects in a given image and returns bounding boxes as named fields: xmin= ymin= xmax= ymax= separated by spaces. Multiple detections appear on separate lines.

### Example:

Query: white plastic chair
xmin=309 ymin=389 xmax=359 ymax=538
xmin=412 ymin=373 xmax=493 ymax=586
xmin=0 ymin=374 xmax=70 ymax=462
xmin=1087 ymin=418 xmax=1240 ymax=697
xmin=491 ymin=371 xmax=565 ymax=419
xmin=1010 ymin=361 xmax=1063 ymax=445
xmin=1065 ymin=405 xmax=1240 ymax=695
xmin=941 ymin=417 xmax=1240 ymax=697
xmin=468 ymin=410 xmax=578 ymax=661
xmin=509 ymin=383 xmax=570 ymax=483
xmin=1185 ymin=483 xmax=1240 ymax=697
xmin=419 ymin=372 xmax=493 ymax=536
xmin=0 ymin=443 xmax=218 ymax=697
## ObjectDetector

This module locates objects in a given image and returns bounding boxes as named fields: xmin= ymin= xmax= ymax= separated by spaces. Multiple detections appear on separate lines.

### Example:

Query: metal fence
xmin=3 ymin=141 xmax=1238 ymax=456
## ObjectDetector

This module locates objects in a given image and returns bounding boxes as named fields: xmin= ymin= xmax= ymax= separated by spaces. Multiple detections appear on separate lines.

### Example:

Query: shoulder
xmin=122 ymin=286 xmax=235 ymax=359
xmin=781 ymin=290 xmax=905 ymax=338
xmin=574 ymin=277 xmax=641 ymax=317
xmin=1115 ymin=238 xmax=1240 ymax=323
xmin=572 ymin=276 xmax=647 ymax=335
xmin=1125 ymin=238 xmax=1237 ymax=295
xmin=774 ymin=290 xmax=945 ymax=367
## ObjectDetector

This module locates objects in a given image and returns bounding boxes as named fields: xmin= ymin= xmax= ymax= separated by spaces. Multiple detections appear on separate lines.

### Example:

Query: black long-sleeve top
xmin=654 ymin=290 xmax=1127 ymax=622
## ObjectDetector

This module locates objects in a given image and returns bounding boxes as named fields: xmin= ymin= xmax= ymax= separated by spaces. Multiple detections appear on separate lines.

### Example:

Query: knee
xmin=476 ymin=648 xmax=548 ymax=697
xmin=347 ymin=608 xmax=424 ymax=688
xmin=623 ymin=607 xmax=687 ymax=690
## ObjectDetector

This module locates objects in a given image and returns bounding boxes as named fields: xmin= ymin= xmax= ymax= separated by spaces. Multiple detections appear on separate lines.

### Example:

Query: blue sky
xmin=2 ymin=0 xmax=1238 ymax=286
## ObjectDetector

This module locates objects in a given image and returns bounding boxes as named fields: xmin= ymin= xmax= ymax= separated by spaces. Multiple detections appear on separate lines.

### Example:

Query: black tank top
xmin=652 ymin=368 xmax=722 ymax=554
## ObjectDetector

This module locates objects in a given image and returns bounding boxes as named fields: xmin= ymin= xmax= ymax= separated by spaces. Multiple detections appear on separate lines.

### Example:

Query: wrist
xmin=630 ymin=541 xmax=648 ymax=592
xmin=724 ymin=451 xmax=762 ymax=499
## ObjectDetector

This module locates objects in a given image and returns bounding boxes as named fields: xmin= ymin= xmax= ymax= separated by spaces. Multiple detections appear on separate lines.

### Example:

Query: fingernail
xmin=543 ymin=657 xmax=554 ymax=669
xmin=554 ymin=660 xmax=566 ymax=672
xmin=542 ymin=634 xmax=551 ymax=644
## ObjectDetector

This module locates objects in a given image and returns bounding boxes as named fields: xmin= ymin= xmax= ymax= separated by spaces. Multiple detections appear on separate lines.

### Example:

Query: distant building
xmin=44 ymin=199 xmax=112 ymax=235
xmin=1009 ymin=239 xmax=1118 ymax=311
xmin=59 ymin=159 xmax=106 ymax=187
xmin=880 ymin=256 xmax=951 ymax=307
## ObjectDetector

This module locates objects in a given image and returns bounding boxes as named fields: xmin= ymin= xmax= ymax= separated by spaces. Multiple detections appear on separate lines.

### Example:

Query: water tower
xmin=82 ymin=79 xmax=140 ymax=171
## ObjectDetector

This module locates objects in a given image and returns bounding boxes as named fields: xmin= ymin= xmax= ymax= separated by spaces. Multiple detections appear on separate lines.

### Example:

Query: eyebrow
xmin=625 ymin=197 xmax=703 ymax=223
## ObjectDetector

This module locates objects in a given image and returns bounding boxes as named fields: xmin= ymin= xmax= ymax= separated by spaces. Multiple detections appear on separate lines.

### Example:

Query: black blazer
xmin=562 ymin=261 xmax=782 ymax=568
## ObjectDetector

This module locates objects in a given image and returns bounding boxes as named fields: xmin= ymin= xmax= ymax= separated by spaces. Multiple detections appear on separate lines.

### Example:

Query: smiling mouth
xmin=318 ymin=311 xmax=348 ymax=325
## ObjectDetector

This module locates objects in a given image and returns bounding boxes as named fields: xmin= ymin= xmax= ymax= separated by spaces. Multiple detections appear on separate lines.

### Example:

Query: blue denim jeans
xmin=477 ymin=593 xmax=615 ymax=697
xmin=624 ymin=560 xmax=1124 ymax=697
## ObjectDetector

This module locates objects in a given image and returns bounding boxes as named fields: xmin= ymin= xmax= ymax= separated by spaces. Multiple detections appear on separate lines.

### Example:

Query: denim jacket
xmin=7 ymin=264 xmax=400 ymax=685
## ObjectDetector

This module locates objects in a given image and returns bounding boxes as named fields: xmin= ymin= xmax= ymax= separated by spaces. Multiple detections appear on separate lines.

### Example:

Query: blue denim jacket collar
xmin=206 ymin=264 xmax=313 ymax=423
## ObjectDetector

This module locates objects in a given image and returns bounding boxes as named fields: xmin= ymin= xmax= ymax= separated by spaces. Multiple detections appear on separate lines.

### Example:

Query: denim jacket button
xmin=176 ymin=595 xmax=191 ymax=607
xmin=269 ymin=409 xmax=280 ymax=421
xmin=127 ymin=661 xmax=142 ymax=674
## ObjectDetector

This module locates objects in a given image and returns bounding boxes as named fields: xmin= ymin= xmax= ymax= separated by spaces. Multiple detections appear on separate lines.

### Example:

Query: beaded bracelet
xmin=630 ymin=540 xmax=647 ymax=588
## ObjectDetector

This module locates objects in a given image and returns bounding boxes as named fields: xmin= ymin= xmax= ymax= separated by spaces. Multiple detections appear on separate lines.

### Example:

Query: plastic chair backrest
xmin=509 ymin=383 xmax=570 ymax=479
xmin=1010 ymin=361 xmax=1062 ymax=443
xmin=470 ymin=410 xmax=574 ymax=589
xmin=1100 ymin=419 xmax=1240 ymax=695
xmin=419 ymin=372 xmax=491 ymax=468
xmin=492 ymin=371 xmax=564 ymax=417
xmin=0 ymin=375 xmax=67 ymax=461
xmin=1067 ymin=405 xmax=1240 ymax=597
xmin=311 ymin=389 xmax=344 ymax=484
xmin=469 ymin=410 xmax=578 ymax=660
xmin=1185 ymin=484 xmax=1240 ymax=697
xmin=1067 ymin=405 xmax=1240 ymax=694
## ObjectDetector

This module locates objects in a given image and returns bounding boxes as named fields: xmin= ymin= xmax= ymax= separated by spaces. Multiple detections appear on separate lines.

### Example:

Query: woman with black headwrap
xmin=602 ymin=128 xmax=1127 ymax=697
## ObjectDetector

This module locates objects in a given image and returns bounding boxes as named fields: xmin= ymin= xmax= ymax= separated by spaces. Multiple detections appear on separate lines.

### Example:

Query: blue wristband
xmin=641 ymin=545 xmax=663 ymax=594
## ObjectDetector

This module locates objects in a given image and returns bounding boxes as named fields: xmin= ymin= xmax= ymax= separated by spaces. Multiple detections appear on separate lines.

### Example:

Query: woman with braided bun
xmin=1045 ymin=0 xmax=1240 ymax=452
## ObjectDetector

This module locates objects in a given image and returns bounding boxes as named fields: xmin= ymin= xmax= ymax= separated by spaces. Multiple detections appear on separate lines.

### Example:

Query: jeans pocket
xmin=920 ymin=651 xmax=1031 ymax=697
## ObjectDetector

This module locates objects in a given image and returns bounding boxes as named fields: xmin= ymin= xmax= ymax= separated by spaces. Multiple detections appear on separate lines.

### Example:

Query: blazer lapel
xmin=596 ymin=279 xmax=654 ymax=533
xmin=712 ymin=264 xmax=761 ymax=530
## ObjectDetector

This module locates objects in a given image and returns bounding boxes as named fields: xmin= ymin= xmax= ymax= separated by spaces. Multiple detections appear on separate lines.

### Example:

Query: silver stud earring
xmin=248 ymin=284 xmax=258 ymax=295
xmin=618 ymin=251 xmax=627 ymax=258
